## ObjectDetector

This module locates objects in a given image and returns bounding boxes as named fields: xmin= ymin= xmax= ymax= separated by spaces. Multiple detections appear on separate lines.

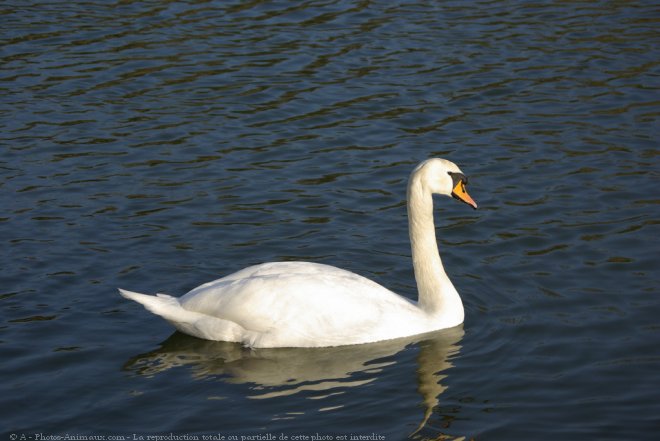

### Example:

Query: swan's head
xmin=413 ymin=158 xmax=478 ymax=209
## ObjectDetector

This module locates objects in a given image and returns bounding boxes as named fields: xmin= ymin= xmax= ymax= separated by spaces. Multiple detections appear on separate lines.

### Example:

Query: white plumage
xmin=120 ymin=158 xmax=477 ymax=348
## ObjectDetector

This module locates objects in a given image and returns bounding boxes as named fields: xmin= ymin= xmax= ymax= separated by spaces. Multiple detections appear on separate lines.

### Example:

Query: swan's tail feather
xmin=118 ymin=288 xmax=247 ymax=343
xmin=118 ymin=288 xmax=188 ymax=322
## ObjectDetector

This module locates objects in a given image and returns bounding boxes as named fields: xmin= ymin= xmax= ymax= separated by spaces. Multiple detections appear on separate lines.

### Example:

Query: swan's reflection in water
xmin=124 ymin=327 xmax=463 ymax=432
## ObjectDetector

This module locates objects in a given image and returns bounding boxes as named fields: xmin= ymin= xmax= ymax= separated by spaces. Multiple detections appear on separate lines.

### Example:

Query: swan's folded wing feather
xmin=178 ymin=262 xmax=419 ymax=347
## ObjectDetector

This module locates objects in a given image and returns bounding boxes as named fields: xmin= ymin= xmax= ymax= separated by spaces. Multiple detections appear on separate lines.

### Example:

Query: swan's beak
xmin=451 ymin=181 xmax=478 ymax=209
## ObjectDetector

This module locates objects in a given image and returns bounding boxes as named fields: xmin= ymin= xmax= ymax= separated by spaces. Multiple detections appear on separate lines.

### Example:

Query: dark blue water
xmin=2 ymin=1 xmax=659 ymax=439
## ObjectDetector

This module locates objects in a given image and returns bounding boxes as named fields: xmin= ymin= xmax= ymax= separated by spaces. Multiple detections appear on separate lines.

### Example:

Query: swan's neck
xmin=407 ymin=175 xmax=463 ymax=319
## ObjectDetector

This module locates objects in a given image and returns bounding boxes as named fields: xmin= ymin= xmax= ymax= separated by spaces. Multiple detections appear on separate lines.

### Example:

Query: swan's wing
xmin=179 ymin=262 xmax=419 ymax=347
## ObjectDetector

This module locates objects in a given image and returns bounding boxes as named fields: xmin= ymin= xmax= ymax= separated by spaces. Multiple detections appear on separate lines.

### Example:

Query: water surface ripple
xmin=1 ymin=1 xmax=659 ymax=439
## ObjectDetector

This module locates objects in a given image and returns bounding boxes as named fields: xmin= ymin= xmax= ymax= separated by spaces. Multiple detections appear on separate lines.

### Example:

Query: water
xmin=1 ymin=0 xmax=659 ymax=439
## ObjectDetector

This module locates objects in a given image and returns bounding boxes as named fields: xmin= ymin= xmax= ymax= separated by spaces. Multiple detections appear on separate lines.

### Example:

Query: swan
xmin=119 ymin=158 xmax=477 ymax=348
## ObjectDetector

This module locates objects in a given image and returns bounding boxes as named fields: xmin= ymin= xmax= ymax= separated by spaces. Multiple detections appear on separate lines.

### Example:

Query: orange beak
xmin=452 ymin=181 xmax=478 ymax=209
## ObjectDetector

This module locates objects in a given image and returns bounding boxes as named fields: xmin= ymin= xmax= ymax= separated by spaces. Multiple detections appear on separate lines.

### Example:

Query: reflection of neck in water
xmin=124 ymin=327 xmax=463 ymax=431
xmin=412 ymin=333 xmax=463 ymax=436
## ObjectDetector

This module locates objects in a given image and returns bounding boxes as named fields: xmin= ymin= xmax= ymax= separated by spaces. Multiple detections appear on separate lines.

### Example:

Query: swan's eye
xmin=448 ymin=171 xmax=468 ymax=186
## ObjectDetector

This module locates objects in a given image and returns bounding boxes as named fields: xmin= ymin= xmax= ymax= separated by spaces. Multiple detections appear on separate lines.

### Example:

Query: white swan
xmin=119 ymin=158 xmax=477 ymax=348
